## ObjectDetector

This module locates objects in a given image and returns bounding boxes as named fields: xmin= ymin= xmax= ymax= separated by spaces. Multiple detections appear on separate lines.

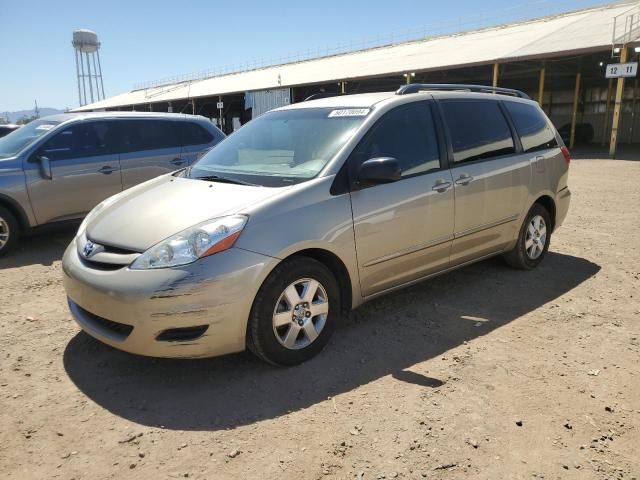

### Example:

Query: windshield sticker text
xmin=328 ymin=109 xmax=370 ymax=118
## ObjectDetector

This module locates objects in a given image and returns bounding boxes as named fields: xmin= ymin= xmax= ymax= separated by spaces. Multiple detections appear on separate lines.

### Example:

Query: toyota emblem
xmin=83 ymin=240 xmax=96 ymax=258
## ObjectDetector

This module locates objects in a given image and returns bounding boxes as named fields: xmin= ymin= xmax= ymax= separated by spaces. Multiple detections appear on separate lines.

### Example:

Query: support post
xmin=569 ymin=71 xmax=581 ymax=149
xmin=191 ymin=98 xmax=196 ymax=115
xmin=96 ymin=50 xmax=106 ymax=100
xmin=601 ymin=79 xmax=614 ymax=146
xmin=628 ymin=77 xmax=638 ymax=143
xmin=538 ymin=64 xmax=546 ymax=109
xmin=85 ymin=52 xmax=94 ymax=104
xmin=609 ymin=47 xmax=629 ymax=158
xmin=91 ymin=54 xmax=101 ymax=101
xmin=492 ymin=63 xmax=499 ymax=88
xmin=79 ymin=53 xmax=87 ymax=106
xmin=74 ymin=50 xmax=82 ymax=107
xmin=340 ymin=81 xmax=346 ymax=94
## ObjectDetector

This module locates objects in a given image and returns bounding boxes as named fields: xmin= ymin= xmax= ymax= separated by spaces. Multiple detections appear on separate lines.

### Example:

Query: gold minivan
xmin=62 ymin=84 xmax=571 ymax=365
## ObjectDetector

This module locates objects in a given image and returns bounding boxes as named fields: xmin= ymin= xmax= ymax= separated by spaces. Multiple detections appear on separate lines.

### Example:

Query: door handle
xmin=535 ymin=155 xmax=545 ymax=161
xmin=455 ymin=174 xmax=474 ymax=186
xmin=431 ymin=180 xmax=452 ymax=193
xmin=170 ymin=158 xmax=185 ymax=166
xmin=98 ymin=166 xmax=116 ymax=174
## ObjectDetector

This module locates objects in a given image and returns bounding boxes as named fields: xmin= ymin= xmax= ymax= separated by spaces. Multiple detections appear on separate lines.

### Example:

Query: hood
xmin=86 ymin=175 xmax=288 ymax=251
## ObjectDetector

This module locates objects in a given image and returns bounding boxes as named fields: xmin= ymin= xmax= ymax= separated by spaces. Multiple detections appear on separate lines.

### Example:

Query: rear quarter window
xmin=504 ymin=101 xmax=558 ymax=152
xmin=440 ymin=99 xmax=515 ymax=163
xmin=181 ymin=122 xmax=215 ymax=146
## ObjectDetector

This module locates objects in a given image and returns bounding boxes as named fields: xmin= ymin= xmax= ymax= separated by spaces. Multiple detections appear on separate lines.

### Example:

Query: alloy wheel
xmin=272 ymin=278 xmax=329 ymax=350
xmin=525 ymin=214 xmax=547 ymax=260
xmin=0 ymin=216 xmax=10 ymax=250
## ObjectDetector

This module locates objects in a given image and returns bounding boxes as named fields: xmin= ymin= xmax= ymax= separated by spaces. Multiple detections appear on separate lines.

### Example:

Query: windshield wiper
xmin=192 ymin=174 xmax=257 ymax=187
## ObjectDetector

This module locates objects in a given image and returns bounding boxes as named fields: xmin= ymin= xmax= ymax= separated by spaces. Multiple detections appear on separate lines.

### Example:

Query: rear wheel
xmin=503 ymin=203 xmax=551 ymax=270
xmin=0 ymin=206 xmax=18 ymax=257
xmin=247 ymin=257 xmax=340 ymax=366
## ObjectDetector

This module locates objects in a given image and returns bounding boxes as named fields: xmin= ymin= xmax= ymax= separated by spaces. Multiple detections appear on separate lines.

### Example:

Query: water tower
xmin=72 ymin=29 xmax=105 ymax=106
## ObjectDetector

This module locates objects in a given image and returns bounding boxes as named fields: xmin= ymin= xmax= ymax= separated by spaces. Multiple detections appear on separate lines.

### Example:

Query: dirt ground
xmin=1 ymin=159 xmax=639 ymax=480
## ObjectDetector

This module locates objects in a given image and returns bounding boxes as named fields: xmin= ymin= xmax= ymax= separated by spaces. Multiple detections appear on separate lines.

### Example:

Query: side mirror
xmin=357 ymin=157 xmax=401 ymax=187
xmin=33 ymin=155 xmax=52 ymax=180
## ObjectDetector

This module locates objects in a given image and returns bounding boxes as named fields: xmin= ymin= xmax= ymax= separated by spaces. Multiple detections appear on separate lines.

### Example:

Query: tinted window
xmin=504 ymin=101 xmax=558 ymax=152
xmin=352 ymin=102 xmax=440 ymax=178
xmin=181 ymin=122 xmax=214 ymax=145
xmin=41 ymin=122 xmax=116 ymax=160
xmin=121 ymin=120 xmax=182 ymax=152
xmin=441 ymin=100 xmax=515 ymax=163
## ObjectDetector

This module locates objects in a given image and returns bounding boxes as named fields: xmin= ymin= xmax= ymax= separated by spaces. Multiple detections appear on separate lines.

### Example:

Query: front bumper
xmin=62 ymin=238 xmax=278 ymax=358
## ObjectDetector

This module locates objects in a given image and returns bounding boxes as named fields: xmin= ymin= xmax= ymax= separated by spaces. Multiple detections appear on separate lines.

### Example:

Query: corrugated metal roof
xmin=75 ymin=2 xmax=639 ymax=112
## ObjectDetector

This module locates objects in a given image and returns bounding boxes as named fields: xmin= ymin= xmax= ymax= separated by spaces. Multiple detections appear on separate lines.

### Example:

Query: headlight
xmin=130 ymin=215 xmax=247 ymax=270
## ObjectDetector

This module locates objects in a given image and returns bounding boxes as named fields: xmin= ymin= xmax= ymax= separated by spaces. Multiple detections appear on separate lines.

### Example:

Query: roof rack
xmin=396 ymin=83 xmax=530 ymax=99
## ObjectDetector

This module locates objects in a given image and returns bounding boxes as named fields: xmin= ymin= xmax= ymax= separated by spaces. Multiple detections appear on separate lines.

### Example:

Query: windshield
xmin=0 ymin=119 xmax=60 ymax=159
xmin=187 ymin=108 xmax=368 ymax=186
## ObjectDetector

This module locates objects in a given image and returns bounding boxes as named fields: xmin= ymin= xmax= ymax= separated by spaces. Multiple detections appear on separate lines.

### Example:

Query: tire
xmin=247 ymin=256 xmax=341 ymax=366
xmin=0 ymin=206 xmax=18 ymax=257
xmin=503 ymin=203 xmax=552 ymax=270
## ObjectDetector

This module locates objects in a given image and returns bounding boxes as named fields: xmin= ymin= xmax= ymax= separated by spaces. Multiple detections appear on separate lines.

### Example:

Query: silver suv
xmin=62 ymin=85 xmax=571 ymax=365
xmin=0 ymin=112 xmax=224 ymax=255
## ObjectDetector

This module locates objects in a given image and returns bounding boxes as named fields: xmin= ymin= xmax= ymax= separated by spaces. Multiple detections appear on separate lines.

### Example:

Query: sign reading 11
xmin=606 ymin=62 xmax=638 ymax=79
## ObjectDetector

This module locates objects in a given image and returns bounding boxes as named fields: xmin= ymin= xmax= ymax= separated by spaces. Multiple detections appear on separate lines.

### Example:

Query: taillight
xmin=561 ymin=146 xmax=571 ymax=164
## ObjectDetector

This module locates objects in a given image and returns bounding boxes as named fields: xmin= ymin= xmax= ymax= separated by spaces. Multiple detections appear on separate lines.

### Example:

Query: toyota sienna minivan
xmin=0 ymin=112 xmax=223 ymax=255
xmin=62 ymin=84 xmax=571 ymax=365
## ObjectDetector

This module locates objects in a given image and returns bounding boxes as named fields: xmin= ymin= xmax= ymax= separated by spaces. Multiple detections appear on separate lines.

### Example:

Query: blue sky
xmin=1 ymin=0 xmax=608 ymax=112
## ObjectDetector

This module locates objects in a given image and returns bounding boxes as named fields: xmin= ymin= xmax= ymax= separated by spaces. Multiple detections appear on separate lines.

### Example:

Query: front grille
xmin=79 ymin=256 xmax=124 ymax=271
xmin=79 ymin=237 xmax=140 ymax=270
xmin=100 ymin=243 xmax=138 ymax=255
xmin=73 ymin=302 xmax=134 ymax=340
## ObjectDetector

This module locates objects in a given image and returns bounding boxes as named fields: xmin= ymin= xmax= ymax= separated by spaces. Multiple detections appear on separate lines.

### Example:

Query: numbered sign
xmin=216 ymin=101 xmax=224 ymax=109
xmin=605 ymin=62 xmax=638 ymax=78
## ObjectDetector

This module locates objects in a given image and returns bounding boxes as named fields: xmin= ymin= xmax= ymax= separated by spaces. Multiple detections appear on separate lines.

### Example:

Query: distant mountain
xmin=2 ymin=108 xmax=65 ymax=124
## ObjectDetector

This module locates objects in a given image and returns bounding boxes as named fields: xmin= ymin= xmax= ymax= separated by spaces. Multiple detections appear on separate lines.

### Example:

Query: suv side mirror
xmin=32 ymin=155 xmax=52 ymax=180
xmin=358 ymin=157 xmax=401 ymax=187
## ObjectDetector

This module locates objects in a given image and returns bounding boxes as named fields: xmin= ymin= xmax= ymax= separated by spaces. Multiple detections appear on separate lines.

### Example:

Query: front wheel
xmin=247 ymin=257 xmax=340 ymax=365
xmin=0 ymin=206 xmax=18 ymax=257
xmin=503 ymin=204 xmax=551 ymax=270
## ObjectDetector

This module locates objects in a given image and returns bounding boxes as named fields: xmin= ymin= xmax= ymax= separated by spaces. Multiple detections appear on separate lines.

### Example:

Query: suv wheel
xmin=504 ymin=203 xmax=551 ymax=270
xmin=0 ymin=206 xmax=18 ymax=257
xmin=247 ymin=257 xmax=340 ymax=365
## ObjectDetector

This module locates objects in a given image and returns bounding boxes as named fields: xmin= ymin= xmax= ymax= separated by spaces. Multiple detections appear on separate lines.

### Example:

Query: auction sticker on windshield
xmin=328 ymin=109 xmax=370 ymax=117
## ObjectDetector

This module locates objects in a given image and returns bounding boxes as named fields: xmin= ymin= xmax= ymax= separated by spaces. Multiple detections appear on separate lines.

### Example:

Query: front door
xmin=438 ymin=98 xmax=530 ymax=265
xmin=349 ymin=101 xmax=455 ymax=297
xmin=25 ymin=121 xmax=122 ymax=225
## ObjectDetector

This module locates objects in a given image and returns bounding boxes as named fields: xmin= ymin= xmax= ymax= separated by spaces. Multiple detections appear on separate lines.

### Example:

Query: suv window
xmin=504 ymin=101 xmax=558 ymax=152
xmin=41 ymin=121 xmax=116 ymax=160
xmin=122 ymin=120 xmax=182 ymax=152
xmin=351 ymin=102 xmax=440 ymax=178
xmin=181 ymin=122 xmax=214 ymax=146
xmin=440 ymin=99 xmax=515 ymax=163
